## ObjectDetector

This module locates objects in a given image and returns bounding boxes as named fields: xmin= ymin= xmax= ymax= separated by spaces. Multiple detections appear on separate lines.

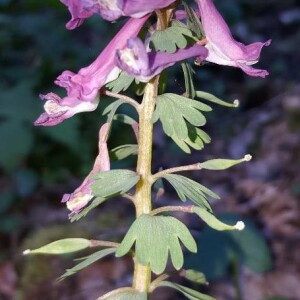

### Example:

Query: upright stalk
xmin=132 ymin=77 xmax=159 ymax=293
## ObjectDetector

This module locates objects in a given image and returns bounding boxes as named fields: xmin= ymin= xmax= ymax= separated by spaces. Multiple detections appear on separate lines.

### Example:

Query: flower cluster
xmin=36 ymin=0 xmax=270 ymax=213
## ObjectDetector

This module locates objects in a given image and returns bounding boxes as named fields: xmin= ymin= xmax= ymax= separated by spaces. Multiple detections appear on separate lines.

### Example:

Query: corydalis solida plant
xmin=25 ymin=0 xmax=270 ymax=299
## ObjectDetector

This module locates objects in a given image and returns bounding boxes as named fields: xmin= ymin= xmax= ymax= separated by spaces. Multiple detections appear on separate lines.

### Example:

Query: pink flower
xmin=197 ymin=0 xmax=271 ymax=77
xmin=62 ymin=123 xmax=110 ymax=214
xmin=35 ymin=16 xmax=149 ymax=126
xmin=60 ymin=0 xmax=176 ymax=29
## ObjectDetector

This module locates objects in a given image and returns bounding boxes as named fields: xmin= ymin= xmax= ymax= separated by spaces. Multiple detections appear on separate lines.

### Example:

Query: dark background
xmin=0 ymin=0 xmax=299 ymax=299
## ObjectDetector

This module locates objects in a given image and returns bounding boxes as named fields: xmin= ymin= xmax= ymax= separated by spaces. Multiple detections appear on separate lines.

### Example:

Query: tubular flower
xmin=34 ymin=16 xmax=149 ymax=126
xmin=116 ymin=37 xmax=208 ymax=82
xmin=60 ymin=0 xmax=176 ymax=29
xmin=62 ymin=123 xmax=110 ymax=215
xmin=197 ymin=0 xmax=271 ymax=77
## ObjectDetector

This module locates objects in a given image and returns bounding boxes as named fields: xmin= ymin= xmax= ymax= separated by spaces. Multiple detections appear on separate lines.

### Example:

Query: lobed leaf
xmin=158 ymin=281 xmax=216 ymax=300
xmin=105 ymin=71 xmax=135 ymax=93
xmin=152 ymin=93 xmax=211 ymax=152
xmin=183 ymin=3 xmax=205 ymax=39
xmin=116 ymin=214 xmax=197 ymax=274
xmin=150 ymin=20 xmax=195 ymax=53
xmin=163 ymin=174 xmax=219 ymax=210
xmin=60 ymin=248 xmax=115 ymax=279
xmin=23 ymin=238 xmax=92 ymax=255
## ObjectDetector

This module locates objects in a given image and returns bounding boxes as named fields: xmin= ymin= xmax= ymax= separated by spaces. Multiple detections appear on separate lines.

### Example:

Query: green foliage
xmin=98 ymin=288 xmax=147 ymax=300
xmin=24 ymin=238 xmax=92 ymax=255
xmin=183 ymin=270 xmax=208 ymax=285
xmin=195 ymin=91 xmax=239 ymax=108
xmin=162 ymin=174 xmax=219 ymax=210
xmin=182 ymin=63 xmax=196 ymax=99
xmin=158 ymin=281 xmax=216 ymax=300
xmin=192 ymin=207 xmax=245 ymax=231
xmin=71 ymin=170 xmax=140 ymax=221
xmin=116 ymin=214 xmax=197 ymax=274
xmin=152 ymin=93 xmax=211 ymax=152
xmin=60 ymin=248 xmax=115 ymax=279
xmin=150 ymin=20 xmax=195 ymax=53
xmin=185 ymin=214 xmax=272 ymax=280
xmin=110 ymin=144 xmax=138 ymax=161
xmin=183 ymin=2 xmax=205 ymax=39
xmin=105 ymin=71 xmax=136 ymax=93
xmin=200 ymin=155 xmax=251 ymax=170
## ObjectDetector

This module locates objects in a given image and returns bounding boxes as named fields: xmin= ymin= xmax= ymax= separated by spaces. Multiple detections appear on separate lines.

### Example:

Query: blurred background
xmin=0 ymin=0 xmax=299 ymax=299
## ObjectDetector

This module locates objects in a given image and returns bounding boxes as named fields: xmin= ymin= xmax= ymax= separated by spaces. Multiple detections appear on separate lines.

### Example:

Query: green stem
xmin=232 ymin=255 xmax=243 ymax=300
xmin=132 ymin=77 xmax=159 ymax=293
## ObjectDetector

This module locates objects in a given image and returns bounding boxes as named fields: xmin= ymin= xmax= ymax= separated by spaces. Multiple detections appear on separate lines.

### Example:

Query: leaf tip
xmin=234 ymin=221 xmax=245 ymax=231
xmin=243 ymin=154 xmax=252 ymax=162
xmin=23 ymin=249 xmax=31 ymax=255
xmin=233 ymin=99 xmax=240 ymax=107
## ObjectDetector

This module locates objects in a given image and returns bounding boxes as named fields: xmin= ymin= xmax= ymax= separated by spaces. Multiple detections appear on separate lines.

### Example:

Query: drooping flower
xmin=115 ymin=37 xmax=208 ymax=82
xmin=62 ymin=123 xmax=110 ymax=214
xmin=35 ymin=16 xmax=149 ymax=126
xmin=60 ymin=0 xmax=176 ymax=30
xmin=197 ymin=0 xmax=271 ymax=77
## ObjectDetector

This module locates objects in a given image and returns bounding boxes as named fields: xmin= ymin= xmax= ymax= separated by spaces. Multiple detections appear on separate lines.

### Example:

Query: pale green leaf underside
xmin=92 ymin=169 xmax=139 ymax=197
xmin=196 ymin=91 xmax=239 ymax=108
xmin=116 ymin=214 xmax=197 ymax=274
xmin=60 ymin=248 xmax=115 ymax=279
xmin=105 ymin=71 xmax=135 ymax=93
xmin=163 ymin=174 xmax=219 ymax=210
xmin=193 ymin=207 xmax=243 ymax=231
xmin=98 ymin=288 xmax=147 ymax=300
xmin=158 ymin=281 xmax=216 ymax=300
xmin=24 ymin=238 xmax=91 ymax=255
xmin=110 ymin=144 xmax=138 ymax=161
xmin=152 ymin=93 xmax=211 ymax=153
xmin=150 ymin=20 xmax=195 ymax=53
xmin=200 ymin=156 xmax=249 ymax=170
xmin=71 ymin=170 xmax=139 ymax=222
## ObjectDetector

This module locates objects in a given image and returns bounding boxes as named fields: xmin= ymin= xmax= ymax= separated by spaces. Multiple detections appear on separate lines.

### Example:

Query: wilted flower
xmin=61 ymin=0 xmax=176 ymax=29
xmin=62 ymin=123 xmax=110 ymax=214
xmin=35 ymin=16 xmax=149 ymax=126
xmin=116 ymin=37 xmax=208 ymax=82
xmin=197 ymin=0 xmax=271 ymax=77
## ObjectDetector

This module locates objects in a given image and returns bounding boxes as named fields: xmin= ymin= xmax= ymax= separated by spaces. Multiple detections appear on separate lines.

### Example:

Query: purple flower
xmin=35 ymin=16 xmax=149 ymax=126
xmin=115 ymin=38 xmax=208 ymax=82
xmin=60 ymin=0 xmax=176 ymax=29
xmin=197 ymin=0 xmax=271 ymax=77
xmin=62 ymin=123 xmax=110 ymax=214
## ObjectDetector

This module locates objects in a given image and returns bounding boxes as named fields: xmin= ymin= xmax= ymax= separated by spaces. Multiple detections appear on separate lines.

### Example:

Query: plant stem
xmin=151 ymin=163 xmax=202 ymax=182
xmin=132 ymin=77 xmax=159 ymax=293
xmin=101 ymin=89 xmax=141 ymax=113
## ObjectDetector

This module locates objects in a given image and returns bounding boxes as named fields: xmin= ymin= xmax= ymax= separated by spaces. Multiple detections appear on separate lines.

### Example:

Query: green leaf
xmin=23 ymin=238 xmax=92 ymax=255
xmin=183 ymin=2 xmax=205 ymax=39
xmin=105 ymin=71 xmax=135 ymax=93
xmin=195 ymin=91 xmax=239 ymax=108
xmin=182 ymin=270 xmax=208 ymax=285
xmin=193 ymin=207 xmax=245 ymax=231
xmin=116 ymin=214 xmax=197 ymax=274
xmin=152 ymin=93 xmax=211 ymax=152
xmin=92 ymin=169 xmax=140 ymax=198
xmin=163 ymin=174 xmax=218 ymax=211
xmin=110 ymin=144 xmax=138 ymax=161
xmin=158 ymin=281 xmax=216 ymax=300
xmin=200 ymin=155 xmax=252 ymax=170
xmin=98 ymin=288 xmax=147 ymax=300
xmin=150 ymin=20 xmax=195 ymax=53
xmin=182 ymin=63 xmax=196 ymax=99
xmin=60 ymin=248 xmax=115 ymax=279
xmin=0 ymin=120 xmax=33 ymax=171
xmin=113 ymin=114 xmax=137 ymax=125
